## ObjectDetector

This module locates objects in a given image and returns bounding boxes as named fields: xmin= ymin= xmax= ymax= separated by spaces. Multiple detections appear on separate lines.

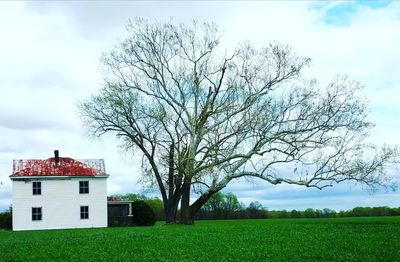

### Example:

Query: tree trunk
xmin=189 ymin=190 xmax=218 ymax=222
xmin=164 ymin=201 xmax=176 ymax=224
xmin=179 ymin=189 xmax=220 ymax=224
xmin=164 ymin=143 xmax=178 ymax=224
xmin=163 ymin=191 xmax=181 ymax=224
xmin=180 ymin=179 xmax=193 ymax=225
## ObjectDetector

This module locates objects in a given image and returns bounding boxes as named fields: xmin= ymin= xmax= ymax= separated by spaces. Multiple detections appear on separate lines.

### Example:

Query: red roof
xmin=10 ymin=157 xmax=106 ymax=177
xmin=107 ymin=196 xmax=130 ymax=202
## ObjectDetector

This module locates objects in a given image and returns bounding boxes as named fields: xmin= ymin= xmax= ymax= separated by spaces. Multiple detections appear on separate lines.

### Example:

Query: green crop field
xmin=0 ymin=217 xmax=399 ymax=261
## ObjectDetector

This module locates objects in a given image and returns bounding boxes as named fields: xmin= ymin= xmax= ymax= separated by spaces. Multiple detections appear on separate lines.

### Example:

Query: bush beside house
xmin=0 ymin=209 xmax=12 ymax=230
xmin=131 ymin=201 xmax=156 ymax=226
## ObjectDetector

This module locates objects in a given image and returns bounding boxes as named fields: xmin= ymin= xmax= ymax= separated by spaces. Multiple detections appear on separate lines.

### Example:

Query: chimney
xmin=54 ymin=150 xmax=60 ymax=166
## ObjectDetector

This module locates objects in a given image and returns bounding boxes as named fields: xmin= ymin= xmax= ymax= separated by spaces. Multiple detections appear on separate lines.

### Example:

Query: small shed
xmin=107 ymin=197 xmax=133 ymax=226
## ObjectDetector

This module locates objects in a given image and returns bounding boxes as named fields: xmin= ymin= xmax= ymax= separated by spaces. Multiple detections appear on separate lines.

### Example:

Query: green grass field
xmin=1 ymin=217 xmax=399 ymax=261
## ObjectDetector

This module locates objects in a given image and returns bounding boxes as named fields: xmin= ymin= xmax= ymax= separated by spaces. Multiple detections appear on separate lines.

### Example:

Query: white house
xmin=10 ymin=150 xmax=109 ymax=231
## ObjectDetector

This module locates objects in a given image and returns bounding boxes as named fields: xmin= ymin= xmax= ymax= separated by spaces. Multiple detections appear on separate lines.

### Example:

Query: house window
xmin=80 ymin=206 xmax=89 ymax=219
xmin=32 ymin=207 xmax=42 ymax=221
xmin=32 ymin=181 xmax=41 ymax=195
xmin=79 ymin=181 xmax=89 ymax=194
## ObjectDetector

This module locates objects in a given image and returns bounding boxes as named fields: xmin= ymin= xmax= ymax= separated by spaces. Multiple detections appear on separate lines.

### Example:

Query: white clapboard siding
xmin=12 ymin=177 xmax=107 ymax=231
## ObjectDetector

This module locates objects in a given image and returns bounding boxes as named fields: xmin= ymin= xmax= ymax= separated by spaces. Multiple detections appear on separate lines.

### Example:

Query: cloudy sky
xmin=1 ymin=1 xmax=399 ymax=212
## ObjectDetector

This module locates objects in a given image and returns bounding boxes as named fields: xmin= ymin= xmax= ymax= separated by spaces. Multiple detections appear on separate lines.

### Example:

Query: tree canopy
xmin=80 ymin=19 xmax=397 ymax=224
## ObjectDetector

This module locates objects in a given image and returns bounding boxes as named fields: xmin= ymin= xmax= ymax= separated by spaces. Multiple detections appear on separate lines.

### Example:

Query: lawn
xmin=0 ymin=217 xmax=399 ymax=261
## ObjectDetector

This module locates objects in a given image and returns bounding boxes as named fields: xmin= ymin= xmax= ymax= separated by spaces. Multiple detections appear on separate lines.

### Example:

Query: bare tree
xmin=80 ymin=19 xmax=398 ymax=224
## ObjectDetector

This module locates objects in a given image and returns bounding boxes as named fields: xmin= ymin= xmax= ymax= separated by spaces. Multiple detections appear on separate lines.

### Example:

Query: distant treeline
xmin=196 ymin=192 xmax=400 ymax=220
xmin=111 ymin=192 xmax=400 ymax=221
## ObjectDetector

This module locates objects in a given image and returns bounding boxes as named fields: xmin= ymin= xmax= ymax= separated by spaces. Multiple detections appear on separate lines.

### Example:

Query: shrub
xmin=131 ymin=201 xmax=156 ymax=226
xmin=0 ymin=210 xmax=12 ymax=230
